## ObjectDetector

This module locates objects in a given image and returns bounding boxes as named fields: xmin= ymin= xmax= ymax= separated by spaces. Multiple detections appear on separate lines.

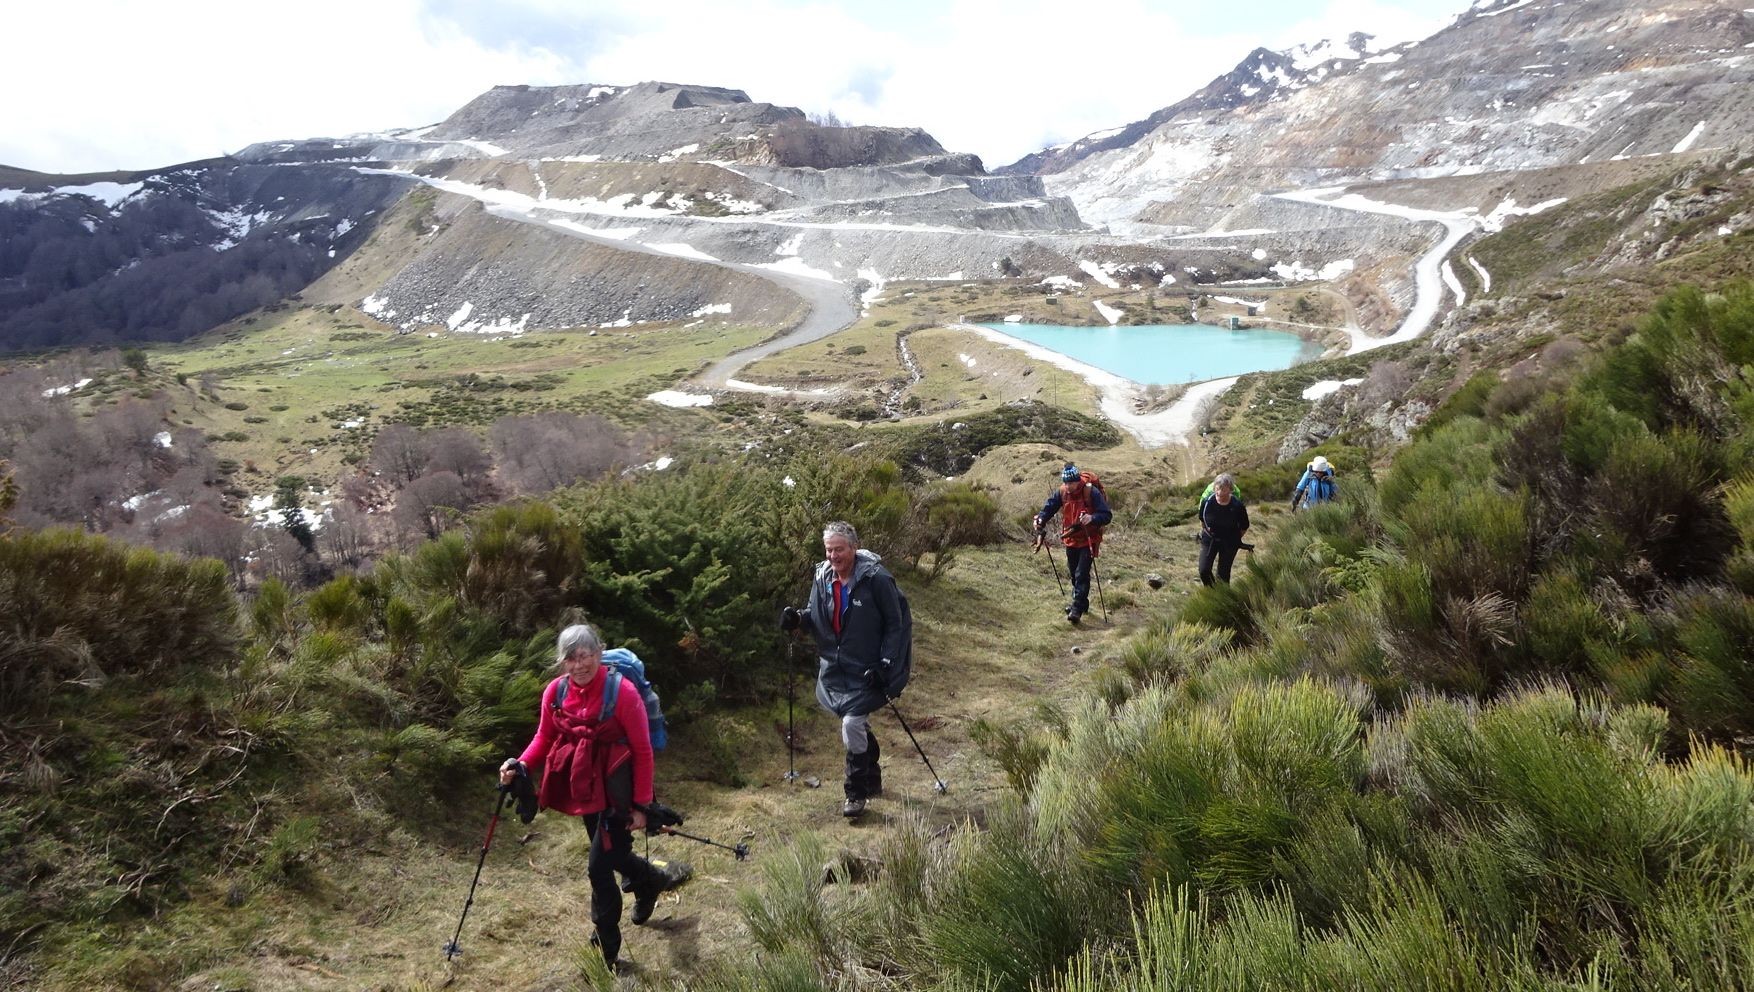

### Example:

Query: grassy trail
xmin=159 ymin=520 xmax=1222 ymax=990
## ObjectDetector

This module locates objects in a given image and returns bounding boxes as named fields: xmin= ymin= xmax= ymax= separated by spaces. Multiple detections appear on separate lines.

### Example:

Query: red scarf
xmin=536 ymin=676 xmax=626 ymax=814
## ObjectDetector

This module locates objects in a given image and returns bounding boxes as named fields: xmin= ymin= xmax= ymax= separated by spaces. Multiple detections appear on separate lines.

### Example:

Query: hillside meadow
xmin=1 ymin=281 xmax=1751 ymax=990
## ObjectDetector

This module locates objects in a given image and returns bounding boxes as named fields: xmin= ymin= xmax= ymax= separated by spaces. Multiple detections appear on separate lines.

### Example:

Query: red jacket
xmin=518 ymin=666 xmax=654 ymax=816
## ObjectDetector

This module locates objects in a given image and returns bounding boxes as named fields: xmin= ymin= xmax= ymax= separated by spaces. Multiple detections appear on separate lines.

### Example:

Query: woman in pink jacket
xmin=500 ymin=623 xmax=667 ymax=971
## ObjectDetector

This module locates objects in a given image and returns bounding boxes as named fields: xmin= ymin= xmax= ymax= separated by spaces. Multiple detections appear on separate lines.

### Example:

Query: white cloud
xmin=1 ymin=0 xmax=574 ymax=172
xmin=3 ymin=0 xmax=1460 ymax=175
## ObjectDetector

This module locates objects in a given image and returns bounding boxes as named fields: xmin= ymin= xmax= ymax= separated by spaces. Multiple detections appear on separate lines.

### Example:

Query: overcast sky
xmin=4 ymin=0 xmax=1468 ymax=176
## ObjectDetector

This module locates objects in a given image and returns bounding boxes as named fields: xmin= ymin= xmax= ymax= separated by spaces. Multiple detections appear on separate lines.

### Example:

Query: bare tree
xmin=1356 ymin=359 xmax=1414 ymax=410
xmin=164 ymin=506 xmax=250 ymax=589
xmin=322 ymin=502 xmax=378 ymax=571
xmin=425 ymin=428 xmax=493 ymax=498
xmin=394 ymin=470 xmax=468 ymax=541
xmin=252 ymin=527 xmax=309 ymax=587
xmin=489 ymin=413 xmax=633 ymax=494
xmin=370 ymin=424 xmax=429 ymax=486
xmin=96 ymin=398 xmax=172 ymax=484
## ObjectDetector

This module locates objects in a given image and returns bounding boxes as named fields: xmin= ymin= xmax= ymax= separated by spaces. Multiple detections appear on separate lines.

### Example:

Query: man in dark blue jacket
xmin=781 ymin=521 xmax=912 ymax=818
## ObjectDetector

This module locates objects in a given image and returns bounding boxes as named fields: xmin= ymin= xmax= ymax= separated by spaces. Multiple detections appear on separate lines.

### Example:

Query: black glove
xmin=780 ymin=606 xmax=801 ymax=632
xmin=636 ymin=800 xmax=686 ymax=835
xmin=501 ymin=760 xmax=538 ymax=824
xmin=1289 ymin=499 xmax=1299 ymax=512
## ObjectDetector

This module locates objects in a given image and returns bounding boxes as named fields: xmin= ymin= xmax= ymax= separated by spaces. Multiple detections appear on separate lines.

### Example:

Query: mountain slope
xmin=1033 ymin=0 xmax=1754 ymax=231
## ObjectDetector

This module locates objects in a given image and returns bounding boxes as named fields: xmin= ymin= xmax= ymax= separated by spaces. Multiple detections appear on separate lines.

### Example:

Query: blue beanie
xmin=1061 ymin=463 xmax=1080 ymax=483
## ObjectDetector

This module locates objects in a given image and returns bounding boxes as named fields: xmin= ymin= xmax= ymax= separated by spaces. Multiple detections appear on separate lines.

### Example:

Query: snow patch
xmin=42 ymin=377 xmax=94 ymax=397
xmin=1671 ymin=121 xmax=1708 ymax=154
xmin=759 ymin=257 xmax=838 ymax=282
xmin=446 ymin=301 xmax=475 ymax=331
xmin=1466 ymin=256 xmax=1492 ymax=293
xmin=1302 ymin=378 xmax=1365 ymax=401
xmin=1472 ymin=0 xmax=1536 ymax=17
xmin=53 ymin=180 xmax=143 ymax=207
xmin=1077 ymin=260 xmax=1120 ymax=289
xmin=1272 ymin=258 xmax=1356 ymax=282
xmin=858 ymin=268 xmax=886 ymax=310
xmin=651 ymin=242 xmax=718 ymax=262
xmin=1040 ymin=274 xmax=1083 ymax=291
xmin=1481 ymin=196 xmax=1567 ymax=234
xmin=1441 ymin=260 xmax=1466 ymax=308
xmin=689 ymin=303 xmax=733 ymax=318
xmin=1093 ymin=299 xmax=1123 ymax=325
xmin=648 ymin=390 xmax=714 ymax=408
xmin=208 ymin=207 xmax=272 ymax=250
xmin=457 ymin=139 xmax=510 ymax=157
xmin=726 ymin=378 xmax=837 ymax=396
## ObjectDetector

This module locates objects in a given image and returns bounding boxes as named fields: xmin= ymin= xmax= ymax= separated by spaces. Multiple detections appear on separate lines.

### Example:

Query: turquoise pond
xmin=978 ymin=322 xmax=1320 ymax=385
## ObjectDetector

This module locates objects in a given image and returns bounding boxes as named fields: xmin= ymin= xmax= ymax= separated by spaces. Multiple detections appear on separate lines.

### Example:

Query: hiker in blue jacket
xmin=1290 ymin=455 xmax=1338 ymax=511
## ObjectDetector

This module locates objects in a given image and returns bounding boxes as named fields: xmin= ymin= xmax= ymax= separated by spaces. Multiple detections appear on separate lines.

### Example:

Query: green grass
xmin=129 ymin=306 xmax=771 ymax=492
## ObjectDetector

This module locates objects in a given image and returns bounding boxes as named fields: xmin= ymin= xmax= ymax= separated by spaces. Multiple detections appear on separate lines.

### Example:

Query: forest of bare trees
xmin=0 ymin=358 xmax=643 ymax=588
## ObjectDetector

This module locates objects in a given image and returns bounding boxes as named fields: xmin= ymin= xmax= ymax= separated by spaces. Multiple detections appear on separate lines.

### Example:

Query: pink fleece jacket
xmin=518 ymin=665 xmax=654 ymax=815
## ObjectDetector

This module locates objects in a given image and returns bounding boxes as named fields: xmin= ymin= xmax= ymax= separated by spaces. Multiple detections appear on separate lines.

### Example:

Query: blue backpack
xmin=554 ymin=647 xmax=668 ymax=750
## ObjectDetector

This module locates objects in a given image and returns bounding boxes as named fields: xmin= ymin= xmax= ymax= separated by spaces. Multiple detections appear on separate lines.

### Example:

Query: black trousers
xmin=844 ymin=731 xmax=881 ymax=801
xmin=586 ymin=809 xmax=663 ymax=965
xmin=1066 ymin=545 xmax=1094 ymax=615
xmin=1198 ymin=535 xmax=1240 ymax=585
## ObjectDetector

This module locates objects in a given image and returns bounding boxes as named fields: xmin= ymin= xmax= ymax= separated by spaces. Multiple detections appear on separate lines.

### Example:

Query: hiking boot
xmin=631 ymin=878 xmax=663 ymax=925
xmin=842 ymin=797 xmax=867 ymax=818
xmin=1066 ymin=610 xmax=1083 ymax=625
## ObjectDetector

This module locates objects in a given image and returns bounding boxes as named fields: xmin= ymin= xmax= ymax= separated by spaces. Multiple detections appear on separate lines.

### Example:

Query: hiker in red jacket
xmin=1033 ymin=462 xmax=1112 ymax=624
xmin=499 ymin=623 xmax=670 ymax=972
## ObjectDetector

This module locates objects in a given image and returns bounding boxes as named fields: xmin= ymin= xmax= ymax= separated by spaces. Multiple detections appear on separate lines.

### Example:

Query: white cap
xmin=1311 ymin=456 xmax=1331 ymax=472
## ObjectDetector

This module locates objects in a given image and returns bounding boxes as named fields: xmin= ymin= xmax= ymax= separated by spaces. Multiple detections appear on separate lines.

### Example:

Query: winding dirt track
xmin=476 ymin=202 xmax=861 ymax=389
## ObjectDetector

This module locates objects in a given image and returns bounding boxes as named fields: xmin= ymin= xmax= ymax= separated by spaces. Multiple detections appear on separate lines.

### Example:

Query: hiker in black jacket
xmin=1198 ymin=472 xmax=1250 ymax=586
xmin=780 ymin=520 xmax=912 ymax=819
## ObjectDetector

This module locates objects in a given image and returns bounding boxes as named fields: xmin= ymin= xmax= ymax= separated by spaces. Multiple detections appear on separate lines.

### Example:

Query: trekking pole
xmin=639 ymin=802 xmax=752 ymax=860
xmin=783 ymin=637 xmax=800 ymax=782
xmin=888 ymin=701 xmax=948 ymax=794
xmin=1092 ymin=557 xmax=1109 ymax=623
xmin=1034 ymin=529 xmax=1066 ymax=599
xmin=444 ymin=786 xmax=512 ymax=961
xmin=652 ymin=825 xmax=751 ymax=861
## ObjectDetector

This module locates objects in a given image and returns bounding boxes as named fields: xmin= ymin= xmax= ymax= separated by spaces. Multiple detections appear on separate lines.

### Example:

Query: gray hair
xmin=1213 ymin=473 xmax=1237 ymax=489
xmin=556 ymin=623 xmax=603 ymax=663
xmin=822 ymin=520 xmax=859 ymax=546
